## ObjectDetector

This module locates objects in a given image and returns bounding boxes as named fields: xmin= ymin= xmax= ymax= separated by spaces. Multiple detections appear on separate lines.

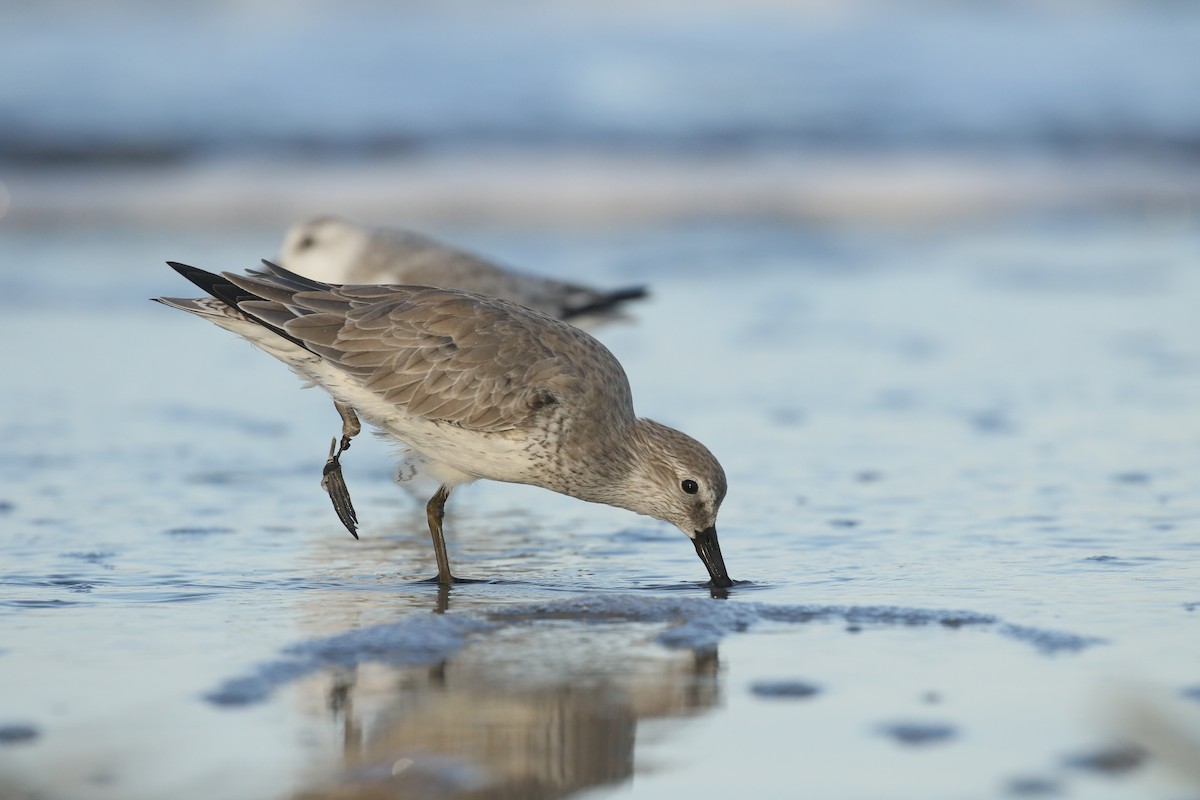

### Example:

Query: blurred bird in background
xmin=278 ymin=216 xmax=647 ymax=330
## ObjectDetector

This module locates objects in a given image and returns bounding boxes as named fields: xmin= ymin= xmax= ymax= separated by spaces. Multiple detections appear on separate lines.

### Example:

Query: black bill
xmin=692 ymin=525 xmax=732 ymax=588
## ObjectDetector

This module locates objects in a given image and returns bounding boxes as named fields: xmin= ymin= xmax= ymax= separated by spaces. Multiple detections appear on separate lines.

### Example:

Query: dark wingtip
xmin=166 ymin=260 xmax=213 ymax=286
xmin=609 ymin=285 xmax=650 ymax=302
xmin=165 ymin=259 xmax=315 ymax=351
xmin=165 ymin=261 xmax=234 ymax=301
xmin=561 ymin=285 xmax=649 ymax=320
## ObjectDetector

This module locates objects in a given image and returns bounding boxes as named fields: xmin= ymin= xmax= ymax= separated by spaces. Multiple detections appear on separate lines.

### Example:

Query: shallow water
xmin=1 ymin=214 xmax=1198 ymax=798
xmin=5 ymin=2 xmax=1200 ymax=796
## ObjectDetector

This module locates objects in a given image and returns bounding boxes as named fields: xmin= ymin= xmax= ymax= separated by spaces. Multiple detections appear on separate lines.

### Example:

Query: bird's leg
xmin=321 ymin=403 xmax=362 ymax=539
xmin=425 ymin=485 xmax=456 ymax=585
xmin=333 ymin=402 xmax=361 ymax=454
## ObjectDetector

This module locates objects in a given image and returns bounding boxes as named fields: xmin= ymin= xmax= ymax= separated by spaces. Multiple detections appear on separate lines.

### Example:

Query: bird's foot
xmin=320 ymin=437 xmax=359 ymax=539
xmin=415 ymin=574 xmax=489 ymax=585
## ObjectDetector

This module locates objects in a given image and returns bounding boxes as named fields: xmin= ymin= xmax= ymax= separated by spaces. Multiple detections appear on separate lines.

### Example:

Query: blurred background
xmin=2 ymin=2 xmax=1199 ymax=799
xmin=3 ymin=0 xmax=1198 ymax=230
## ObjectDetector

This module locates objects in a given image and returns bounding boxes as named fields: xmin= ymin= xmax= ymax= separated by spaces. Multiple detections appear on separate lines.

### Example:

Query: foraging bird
xmin=278 ymin=216 xmax=647 ymax=328
xmin=155 ymin=261 xmax=733 ymax=588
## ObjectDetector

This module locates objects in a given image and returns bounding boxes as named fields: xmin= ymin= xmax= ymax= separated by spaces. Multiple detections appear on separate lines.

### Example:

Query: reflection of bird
xmin=304 ymin=627 xmax=722 ymax=800
xmin=156 ymin=261 xmax=732 ymax=588
xmin=278 ymin=216 xmax=647 ymax=328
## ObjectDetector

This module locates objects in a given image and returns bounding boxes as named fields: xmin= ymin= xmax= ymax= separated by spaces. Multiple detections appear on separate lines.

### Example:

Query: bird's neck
xmin=558 ymin=418 xmax=661 ymax=516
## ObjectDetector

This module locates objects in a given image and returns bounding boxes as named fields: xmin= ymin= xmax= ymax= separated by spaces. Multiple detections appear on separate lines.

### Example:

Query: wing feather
xmin=203 ymin=262 xmax=631 ymax=433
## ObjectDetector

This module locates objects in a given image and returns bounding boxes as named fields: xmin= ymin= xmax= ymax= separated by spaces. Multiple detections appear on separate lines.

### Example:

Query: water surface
xmin=1 ymin=215 xmax=1198 ymax=799
xmin=2 ymin=1 xmax=1199 ymax=796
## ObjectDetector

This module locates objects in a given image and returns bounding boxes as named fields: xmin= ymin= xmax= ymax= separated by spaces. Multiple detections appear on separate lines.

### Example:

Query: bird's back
xmin=160 ymin=262 xmax=637 ymax=484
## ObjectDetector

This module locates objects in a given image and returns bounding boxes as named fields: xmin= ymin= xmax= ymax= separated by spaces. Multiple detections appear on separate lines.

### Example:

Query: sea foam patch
xmin=205 ymin=615 xmax=494 ymax=707
xmin=205 ymin=595 xmax=1104 ymax=707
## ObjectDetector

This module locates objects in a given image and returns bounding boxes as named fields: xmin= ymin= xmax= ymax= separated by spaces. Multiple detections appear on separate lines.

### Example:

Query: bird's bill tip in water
xmin=692 ymin=525 xmax=733 ymax=589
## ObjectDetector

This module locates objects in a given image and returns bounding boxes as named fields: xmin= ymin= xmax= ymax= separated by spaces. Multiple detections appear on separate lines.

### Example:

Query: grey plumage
xmin=277 ymin=216 xmax=646 ymax=327
xmin=156 ymin=261 xmax=732 ymax=588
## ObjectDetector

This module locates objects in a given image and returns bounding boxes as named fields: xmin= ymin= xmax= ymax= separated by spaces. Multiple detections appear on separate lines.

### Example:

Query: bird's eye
xmin=298 ymin=235 xmax=316 ymax=250
xmin=681 ymin=479 xmax=699 ymax=495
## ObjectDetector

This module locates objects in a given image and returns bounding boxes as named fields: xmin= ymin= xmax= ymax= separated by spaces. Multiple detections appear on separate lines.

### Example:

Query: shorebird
xmin=278 ymin=216 xmax=647 ymax=329
xmin=156 ymin=261 xmax=733 ymax=588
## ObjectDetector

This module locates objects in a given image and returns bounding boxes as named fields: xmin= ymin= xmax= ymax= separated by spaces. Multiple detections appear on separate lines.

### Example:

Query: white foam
xmin=206 ymin=594 xmax=1104 ymax=706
